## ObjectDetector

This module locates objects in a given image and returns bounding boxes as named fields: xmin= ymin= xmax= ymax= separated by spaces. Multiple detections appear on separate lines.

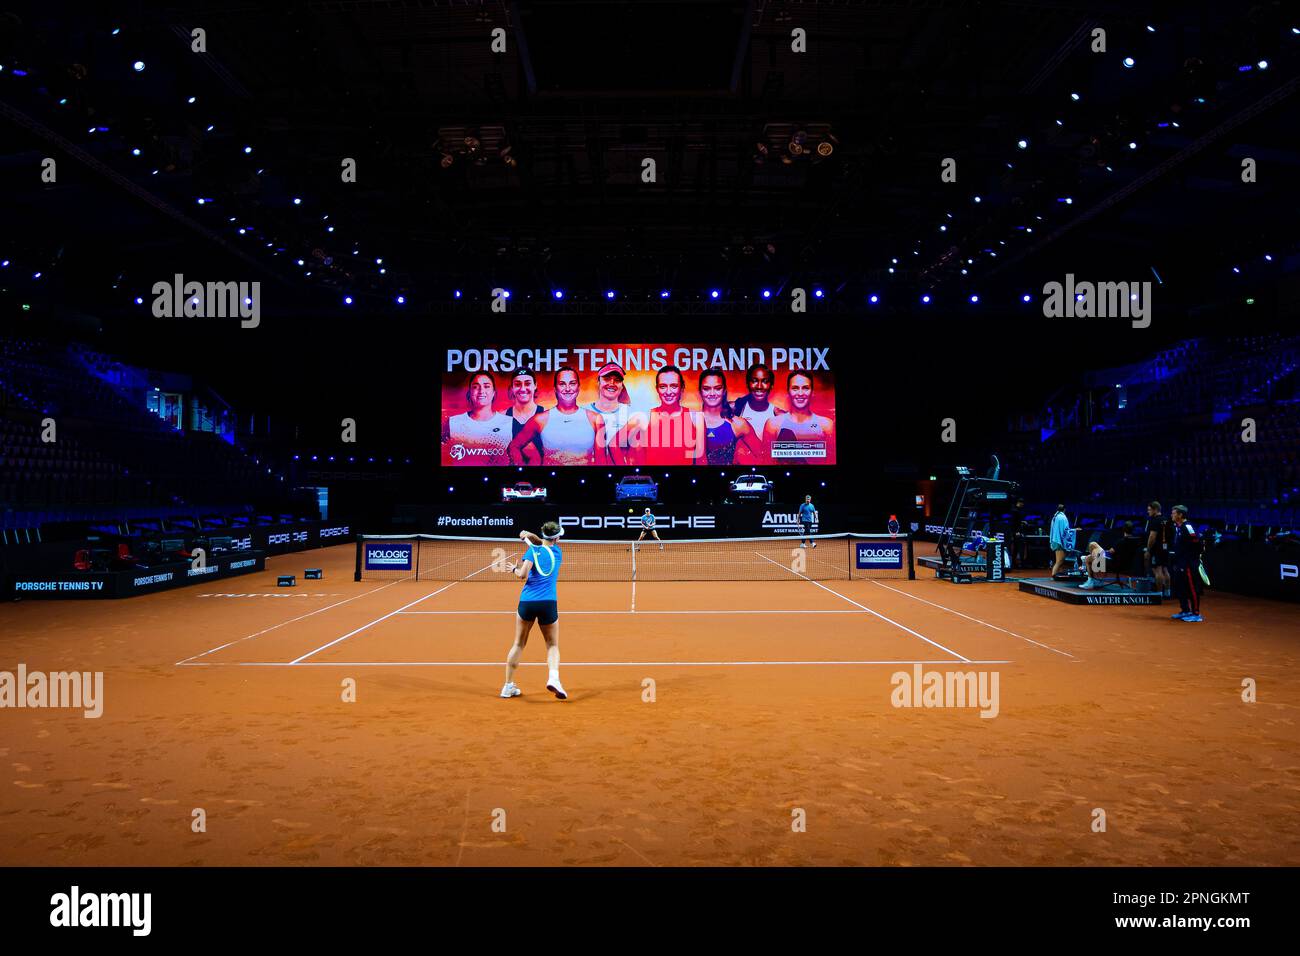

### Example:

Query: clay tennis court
xmin=3 ymin=540 xmax=1297 ymax=867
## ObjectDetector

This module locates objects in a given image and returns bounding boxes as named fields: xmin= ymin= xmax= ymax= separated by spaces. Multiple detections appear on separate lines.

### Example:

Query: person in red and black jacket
xmin=1167 ymin=504 xmax=1204 ymax=622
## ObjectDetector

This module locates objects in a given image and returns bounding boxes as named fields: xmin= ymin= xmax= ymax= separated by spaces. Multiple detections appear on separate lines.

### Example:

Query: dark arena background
xmin=1 ymin=1 xmax=1297 ymax=940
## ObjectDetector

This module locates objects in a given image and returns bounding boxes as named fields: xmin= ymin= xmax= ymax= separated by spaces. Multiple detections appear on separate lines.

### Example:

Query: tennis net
xmin=354 ymin=533 xmax=914 ymax=582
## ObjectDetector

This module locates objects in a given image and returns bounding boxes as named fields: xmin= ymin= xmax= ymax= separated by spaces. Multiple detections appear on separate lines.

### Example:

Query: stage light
xmin=296 ymin=259 xmax=305 ymax=266
xmin=112 ymin=27 xmax=121 ymax=35
xmin=187 ymin=96 xmax=196 ymax=104
xmin=1264 ymin=254 xmax=1273 ymax=262
xmin=710 ymin=289 xmax=720 ymax=299
xmin=761 ymin=289 xmax=771 ymax=299
xmin=375 ymin=258 xmax=383 ymax=264
xmin=939 ymin=225 xmax=947 ymax=232
xmin=134 ymin=296 xmax=143 ymax=305
xmin=553 ymin=290 xmax=564 ymax=300
xmin=969 ymin=294 xmax=980 ymax=303
xmin=606 ymin=290 xmax=615 ymax=299
xmin=132 ymin=61 xmax=145 ymax=72
xmin=131 ymin=148 xmax=141 ymax=156
xmin=293 ymin=197 xmax=302 ymax=205
xmin=1232 ymin=266 xmax=1241 ymax=274
xmin=813 ymin=288 xmax=824 ymax=298
xmin=1022 ymin=293 xmax=1032 ymax=303
xmin=396 ymin=295 xmax=405 ymax=305
xmin=454 ymin=290 xmax=462 ymax=298
xmin=206 ymin=125 xmax=214 ymax=132
xmin=961 ymin=269 xmax=968 ymax=275
xmin=1238 ymin=64 xmax=1254 ymax=72
xmin=1123 ymin=57 xmax=1135 ymax=68
xmin=921 ymin=294 xmax=931 ymax=304
xmin=1017 ymin=139 xmax=1028 ymax=149
xmin=868 ymin=294 xmax=879 ymax=304
xmin=33 ymin=272 xmax=42 ymax=279
xmin=1070 ymin=92 xmax=1080 ymax=101
xmin=343 ymin=295 xmax=354 ymax=305
xmin=972 ymin=196 xmax=981 ymax=203
xmin=238 ymin=228 xmax=246 ymax=235
xmin=1128 ymin=141 xmax=1138 ymax=150
xmin=660 ymin=290 xmax=670 ymax=299
xmin=327 ymin=226 xmax=335 ymax=233
xmin=888 ymin=268 xmax=895 ymax=274
xmin=1258 ymin=60 xmax=1269 ymax=70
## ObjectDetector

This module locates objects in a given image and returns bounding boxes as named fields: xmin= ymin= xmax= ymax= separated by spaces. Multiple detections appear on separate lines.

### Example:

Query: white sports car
xmin=729 ymin=473 xmax=774 ymax=502
xmin=501 ymin=481 xmax=547 ymax=502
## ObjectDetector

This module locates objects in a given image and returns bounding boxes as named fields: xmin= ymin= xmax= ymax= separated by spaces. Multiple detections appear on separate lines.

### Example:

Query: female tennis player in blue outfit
xmin=501 ymin=521 xmax=567 ymax=700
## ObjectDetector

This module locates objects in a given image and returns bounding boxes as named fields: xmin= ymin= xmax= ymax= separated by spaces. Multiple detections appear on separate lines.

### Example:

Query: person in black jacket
xmin=1167 ymin=504 xmax=1204 ymax=622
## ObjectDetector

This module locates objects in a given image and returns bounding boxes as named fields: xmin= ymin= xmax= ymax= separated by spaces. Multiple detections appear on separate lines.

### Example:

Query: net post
xmin=415 ymin=535 xmax=422 ymax=580
xmin=354 ymin=534 xmax=363 ymax=582
xmin=907 ymin=534 xmax=915 ymax=580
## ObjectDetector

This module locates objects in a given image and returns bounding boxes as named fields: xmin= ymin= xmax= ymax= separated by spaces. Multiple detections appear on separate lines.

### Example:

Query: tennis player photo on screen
xmin=440 ymin=344 xmax=836 ymax=467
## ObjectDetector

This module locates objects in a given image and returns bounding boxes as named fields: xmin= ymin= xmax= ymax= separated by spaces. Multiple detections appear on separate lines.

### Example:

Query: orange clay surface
xmin=1 ymin=543 xmax=1297 ymax=866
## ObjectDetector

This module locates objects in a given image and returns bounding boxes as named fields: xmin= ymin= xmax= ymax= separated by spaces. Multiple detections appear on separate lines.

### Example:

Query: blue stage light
xmin=813 ymin=288 xmax=824 ymax=298
xmin=710 ymin=289 xmax=720 ymax=299
xmin=969 ymin=294 xmax=980 ymax=303
xmin=292 ymin=197 xmax=302 ymax=205
xmin=133 ymin=61 xmax=145 ymax=72
xmin=553 ymin=289 xmax=564 ymax=299
xmin=344 ymin=295 xmax=353 ymax=305
xmin=1123 ymin=57 xmax=1135 ymax=68
xmin=396 ymin=295 xmax=406 ymax=305
xmin=869 ymin=294 xmax=879 ymax=304
xmin=243 ymin=146 xmax=252 ymax=154
xmin=1017 ymin=139 xmax=1028 ymax=149
xmin=606 ymin=290 xmax=615 ymax=299
xmin=660 ymin=290 xmax=670 ymax=299
xmin=1022 ymin=294 xmax=1032 ymax=303
xmin=921 ymin=294 xmax=931 ymax=304
xmin=187 ymin=96 xmax=196 ymax=104
xmin=761 ymin=289 xmax=771 ymax=298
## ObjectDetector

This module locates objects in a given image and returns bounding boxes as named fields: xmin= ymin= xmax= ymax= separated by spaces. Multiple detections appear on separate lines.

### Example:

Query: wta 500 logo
xmin=449 ymin=443 xmax=495 ymax=461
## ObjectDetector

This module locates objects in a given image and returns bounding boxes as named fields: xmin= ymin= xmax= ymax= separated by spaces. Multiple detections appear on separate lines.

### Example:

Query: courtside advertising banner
xmin=856 ymin=540 xmax=904 ymax=570
xmin=364 ymin=542 xmax=414 ymax=572
xmin=441 ymin=344 xmax=835 ymax=466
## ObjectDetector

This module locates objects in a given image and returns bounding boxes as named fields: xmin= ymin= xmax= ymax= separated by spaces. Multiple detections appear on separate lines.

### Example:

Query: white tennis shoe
xmin=499 ymin=681 xmax=522 ymax=699
xmin=546 ymin=676 xmax=568 ymax=700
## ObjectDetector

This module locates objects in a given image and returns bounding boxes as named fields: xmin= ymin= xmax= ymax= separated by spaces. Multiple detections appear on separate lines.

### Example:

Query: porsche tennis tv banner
xmin=440 ymin=344 xmax=836 ymax=466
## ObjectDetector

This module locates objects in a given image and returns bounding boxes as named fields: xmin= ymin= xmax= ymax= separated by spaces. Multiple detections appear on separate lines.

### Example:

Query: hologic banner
xmin=855 ymin=540 xmax=905 ymax=570
xmin=364 ymin=543 xmax=414 ymax=571
xmin=441 ymin=344 xmax=835 ymax=467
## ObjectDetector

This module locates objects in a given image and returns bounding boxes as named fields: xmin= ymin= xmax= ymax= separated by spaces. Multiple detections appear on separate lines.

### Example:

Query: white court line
xmin=754 ymin=552 xmax=972 ymax=663
xmin=287 ymin=556 xmax=505 ymax=665
xmin=866 ymin=579 xmax=1078 ymax=660
xmin=178 ymin=659 xmax=1014 ymax=668
xmin=174 ymin=576 xmax=411 ymax=666
xmin=396 ymin=609 xmax=872 ymax=615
